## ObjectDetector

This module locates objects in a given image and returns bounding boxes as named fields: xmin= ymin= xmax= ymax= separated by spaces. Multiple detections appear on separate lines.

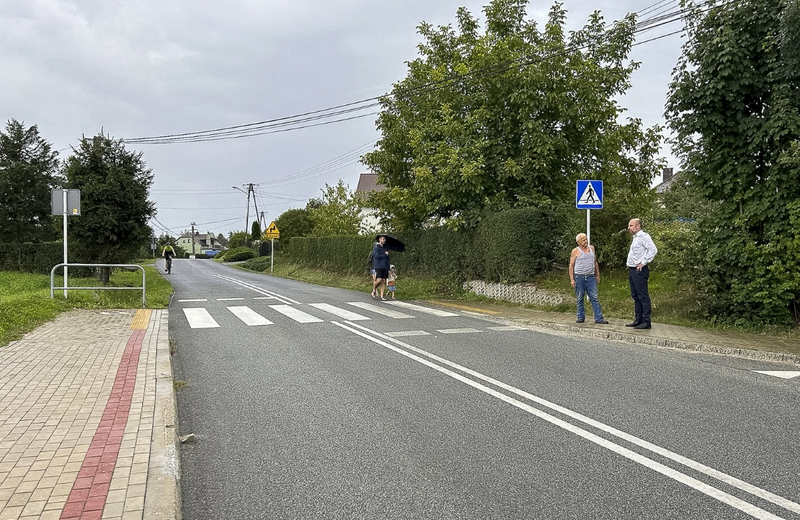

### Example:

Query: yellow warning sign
xmin=265 ymin=221 xmax=280 ymax=239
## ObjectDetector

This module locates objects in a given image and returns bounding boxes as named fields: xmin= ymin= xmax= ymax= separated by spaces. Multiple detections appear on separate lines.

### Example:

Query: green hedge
xmin=0 ymin=242 xmax=64 ymax=274
xmin=281 ymin=206 xmax=569 ymax=283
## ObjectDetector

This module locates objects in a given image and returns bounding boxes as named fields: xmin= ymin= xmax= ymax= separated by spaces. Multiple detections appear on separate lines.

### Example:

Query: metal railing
xmin=50 ymin=263 xmax=146 ymax=307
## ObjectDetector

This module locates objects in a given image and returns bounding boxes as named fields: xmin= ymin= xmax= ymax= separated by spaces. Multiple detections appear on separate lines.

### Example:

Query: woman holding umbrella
xmin=371 ymin=235 xmax=391 ymax=300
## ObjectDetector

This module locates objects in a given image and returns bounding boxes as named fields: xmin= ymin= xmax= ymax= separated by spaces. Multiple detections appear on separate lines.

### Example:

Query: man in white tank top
xmin=568 ymin=233 xmax=608 ymax=324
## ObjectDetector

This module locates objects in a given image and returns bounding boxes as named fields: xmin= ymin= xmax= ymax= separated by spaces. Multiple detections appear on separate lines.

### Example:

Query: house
xmin=655 ymin=167 xmax=675 ymax=194
xmin=178 ymin=231 xmax=225 ymax=256
xmin=355 ymin=173 xmax=386 ymax=233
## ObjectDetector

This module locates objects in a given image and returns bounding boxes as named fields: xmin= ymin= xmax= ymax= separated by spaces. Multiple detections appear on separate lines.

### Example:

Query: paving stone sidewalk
xmin=0 ymin=309 xmax=178 ymax=520
xmin=1 ymin=300 xmax=797 ymax=520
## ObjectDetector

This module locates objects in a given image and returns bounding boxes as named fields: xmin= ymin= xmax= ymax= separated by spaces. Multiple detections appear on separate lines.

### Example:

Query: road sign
xmin=576 ymin=180 xmax=603 ymax=209
xmin=265 ymin=221 xmax=280 ymax=239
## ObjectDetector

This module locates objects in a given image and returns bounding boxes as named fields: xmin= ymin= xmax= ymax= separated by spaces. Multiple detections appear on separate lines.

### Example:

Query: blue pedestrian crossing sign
xmin=576 ymin=180 xmax=603 ymax=209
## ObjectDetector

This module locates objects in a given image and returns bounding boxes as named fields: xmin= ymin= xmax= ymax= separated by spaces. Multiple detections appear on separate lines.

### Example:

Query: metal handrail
xmin=50 ymin=263 xmax=146 ymax=307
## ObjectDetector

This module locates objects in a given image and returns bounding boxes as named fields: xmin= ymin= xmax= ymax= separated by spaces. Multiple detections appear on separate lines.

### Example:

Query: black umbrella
xmin=376 ymin=234 xmax=405 ymax=252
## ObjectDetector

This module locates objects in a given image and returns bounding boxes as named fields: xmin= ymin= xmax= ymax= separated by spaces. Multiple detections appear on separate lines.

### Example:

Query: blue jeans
xmin=575 ymin=275 xmax=604 ymax=322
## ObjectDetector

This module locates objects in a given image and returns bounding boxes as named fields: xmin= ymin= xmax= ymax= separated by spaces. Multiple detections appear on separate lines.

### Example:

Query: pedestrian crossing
xmin=178 ymin=300 xmax=454 ymax=328
xmin=175 ymin=299 xmax=526 ymax=334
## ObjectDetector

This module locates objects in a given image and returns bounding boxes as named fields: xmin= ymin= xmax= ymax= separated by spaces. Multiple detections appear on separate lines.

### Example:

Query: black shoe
xmin=625 ymin=321 xmax=641 ymax=327
xmin=594 ymin=320 xmax=609 ymax=324
xmin=633 ymin=322 xmax=651 ymax=329
xmin=576 ymin=318 xmax=585 ymax=323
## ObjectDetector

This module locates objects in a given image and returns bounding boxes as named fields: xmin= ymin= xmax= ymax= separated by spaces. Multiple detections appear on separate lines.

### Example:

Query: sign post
xmin=265 ymin=221 xmax=280 ymax=273
xmin=575 ymin=180 xmax=603 ymax=245
xmin=51 ymin=189 xmax=81 ymax=297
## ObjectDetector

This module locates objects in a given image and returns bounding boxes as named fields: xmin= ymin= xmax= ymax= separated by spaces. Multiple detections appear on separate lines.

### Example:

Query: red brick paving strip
xmin=59 ymin=329 xmax=145 ymax=520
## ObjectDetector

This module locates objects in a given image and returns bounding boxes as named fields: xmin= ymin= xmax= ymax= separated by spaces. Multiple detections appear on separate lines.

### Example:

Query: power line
xmin=121 ymin=2 xmax=700 ymax=146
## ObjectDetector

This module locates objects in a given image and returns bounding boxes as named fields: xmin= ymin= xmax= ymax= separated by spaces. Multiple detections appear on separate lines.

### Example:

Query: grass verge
xmin=0 ymin=263 xmax=172 ymax=348
xmin=237 ymin=256 xmax=799 ymax=340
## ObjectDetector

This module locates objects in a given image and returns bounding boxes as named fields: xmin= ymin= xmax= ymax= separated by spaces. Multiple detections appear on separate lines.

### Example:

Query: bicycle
xmin=165 ymin=255 xmax=173 ymax=274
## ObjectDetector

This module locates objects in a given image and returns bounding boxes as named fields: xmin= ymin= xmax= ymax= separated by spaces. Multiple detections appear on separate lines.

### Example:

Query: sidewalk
xmin=1 ymin=302 xmax=798 ymax=520
xmin=435 ymin=300 xmax=800 ymax=364
xmin=0 ymin=309 xmax=178 ymax=520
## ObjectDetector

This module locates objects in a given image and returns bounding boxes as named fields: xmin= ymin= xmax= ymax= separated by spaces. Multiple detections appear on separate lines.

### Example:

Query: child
xmin=386 ymin=265 xmax=398 ymax=299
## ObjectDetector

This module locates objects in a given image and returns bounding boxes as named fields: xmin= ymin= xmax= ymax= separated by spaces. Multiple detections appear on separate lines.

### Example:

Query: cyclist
xmin=163 ymin=244 xmax=175 ymax=273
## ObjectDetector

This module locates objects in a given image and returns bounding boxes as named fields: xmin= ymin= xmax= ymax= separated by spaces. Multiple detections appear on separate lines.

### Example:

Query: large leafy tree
xmin=665 ymin=0 xmax=800 ymax=324
xmin=0 ymin=119 xmax=62 ymax=243
xmin=306 ymin=180 xmax=363 ymax=237
xmin=63 ymin=133 xmax=156 ymax=283
xmin=274 ymin=208 xmax=313 ymax=243
xmin=362 ymin=0 xmax=662 ymax=231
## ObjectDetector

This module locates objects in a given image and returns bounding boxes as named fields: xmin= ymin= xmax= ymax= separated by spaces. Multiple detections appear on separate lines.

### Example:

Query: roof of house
xmin=355 ymin=173 xmax=386 ymax=194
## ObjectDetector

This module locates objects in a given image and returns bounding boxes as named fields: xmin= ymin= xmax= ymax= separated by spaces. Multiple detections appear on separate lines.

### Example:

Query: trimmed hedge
xmin=282 ymin=206 xmax=569 ymax=283
xmin=0 ymin=242 xmax=64 ymax=274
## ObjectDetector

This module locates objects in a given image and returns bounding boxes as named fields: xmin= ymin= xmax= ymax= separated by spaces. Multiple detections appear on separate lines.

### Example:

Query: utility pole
xmin=234 ymin=183 xmax=259 ymax=245
xmin=191 ymin=222 xmax=196 ymax=256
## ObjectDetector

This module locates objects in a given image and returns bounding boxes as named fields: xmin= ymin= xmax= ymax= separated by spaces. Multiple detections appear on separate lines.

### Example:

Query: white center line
xmin=336 ymin=321 xmax=799 ymax=519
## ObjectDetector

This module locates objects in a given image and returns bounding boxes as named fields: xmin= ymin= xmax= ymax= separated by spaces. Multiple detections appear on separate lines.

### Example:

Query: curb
xmin=144 ymin=310 xmax=182 ymax=519
xmin=432 ymin=301 xmax=800 ymax=367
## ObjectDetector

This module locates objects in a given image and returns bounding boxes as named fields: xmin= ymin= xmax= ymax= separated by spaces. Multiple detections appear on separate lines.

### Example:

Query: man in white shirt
xmin=626 ymin=218 xmax=658 ymax=329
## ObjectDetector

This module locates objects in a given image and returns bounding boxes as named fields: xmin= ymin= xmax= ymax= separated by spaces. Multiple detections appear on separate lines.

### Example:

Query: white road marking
xmin=487 ymin=325 xmax=527 ymax=331
xmin=347 ymin=301 xmax=414 ymax=318
xmin=217 ymin=297 xmax=244 ymax=301
xmin=178 ymin=299 xmax=207 ymax=303
xmin=384 ymin=330 xmax=431 ymax=337
xmin=752 ymin=371 xmax=800 ymax=380
xmin=182 ymin=308 xmax=219 ymax=328
xmin=436 ymin=328 xmax=483 ymax=334
xmin=383 ymin=300 xmax=459 ymax=316
xmin=308 ymin=303 xmax=370 ymax=321
xmin=268 ymin=304 xmax=324 ymax=323
xmin=338 ymin=321 xmax=800 ymax=519
xmin=227 ymin=306 xmax=273 ymax=326
xmin=214 ymin=274 xmax=301 ymax=304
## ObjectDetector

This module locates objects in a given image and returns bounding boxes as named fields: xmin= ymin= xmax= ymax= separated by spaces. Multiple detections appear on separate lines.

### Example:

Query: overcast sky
xmin=1 ymin=0 xmax=684 ymax=239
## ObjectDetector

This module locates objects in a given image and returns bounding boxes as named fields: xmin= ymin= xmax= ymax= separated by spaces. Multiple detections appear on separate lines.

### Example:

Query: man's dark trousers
xmin=628 ymin=265 xmax=651 ymax=325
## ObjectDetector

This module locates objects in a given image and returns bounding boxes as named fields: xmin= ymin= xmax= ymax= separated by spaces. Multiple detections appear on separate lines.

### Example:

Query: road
xmin=166 ymin=258 xmax=800 ymax=520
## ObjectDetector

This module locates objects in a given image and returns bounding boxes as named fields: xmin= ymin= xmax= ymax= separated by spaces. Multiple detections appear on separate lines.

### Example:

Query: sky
xmin=1 ymin=0 xmax=685 ymax=239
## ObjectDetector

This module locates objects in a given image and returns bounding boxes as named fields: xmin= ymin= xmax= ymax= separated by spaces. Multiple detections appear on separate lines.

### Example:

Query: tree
xmin=362 ymin=0 xmax=662 ymax=232
xmin=306 ymin=180 xmax=363 ymax=237
xmin=251 ymin=220 xmax=262 ymax=242
xmin=216 ymin=233 xmax=229 ymax=247
xmin=0 ymin=119 xmax=62 ymax=243
xmin=63 ymin=133 xmax=156 ymax=283
xmin=274 ymin=208 xmax=313 ymax=243
xmin=665 ymin=0 xmax=800 ymax=325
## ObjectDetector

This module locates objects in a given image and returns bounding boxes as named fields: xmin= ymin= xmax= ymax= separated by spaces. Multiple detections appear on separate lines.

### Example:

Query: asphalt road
xmin=166 ymin=258 xmax=800 ymax=520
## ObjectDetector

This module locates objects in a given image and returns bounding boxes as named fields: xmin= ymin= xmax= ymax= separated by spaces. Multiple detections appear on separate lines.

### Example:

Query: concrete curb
xmin=510 ymin=317 xmax=800 ymax=366
xmin=144 ymin=309 xmax=182 ymax=520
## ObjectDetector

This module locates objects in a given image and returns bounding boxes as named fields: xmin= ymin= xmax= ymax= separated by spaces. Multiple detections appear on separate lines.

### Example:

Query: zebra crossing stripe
xmin=384 ymin=301 xmax=460 ymax=317
xmin=183 ymin=308 xmax=220 ymax=328
xmin=347 ymin=302 xmax=414 ymax=319
xmin=228 ymin=306 xmax=273 ymax=326
xmin=269 ymin=304 xmax=324 ymax=323
xmin=309 ymin=303 xmax=370 ymax=321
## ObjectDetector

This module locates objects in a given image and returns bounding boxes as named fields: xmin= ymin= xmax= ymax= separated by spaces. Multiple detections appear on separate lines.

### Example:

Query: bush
xmin=242 ymin=256 xmax=272 ymax=272
xmin=225 ymin=249 xmax=255 ymax=262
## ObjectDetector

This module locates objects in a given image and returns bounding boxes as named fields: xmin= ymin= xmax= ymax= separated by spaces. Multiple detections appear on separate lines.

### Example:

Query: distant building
xmin=355 ymin=173 xmax=386 ymax=233
xmin=178 ymin=231 xmax=225 ymax=255
xmin=655 ymin=167 xmax=675 ymax=194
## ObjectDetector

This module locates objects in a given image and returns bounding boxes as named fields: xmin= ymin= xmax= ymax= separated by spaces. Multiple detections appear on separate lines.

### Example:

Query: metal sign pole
xmin=587 ymin=209 xmax=591 ymax=246
xmin=62 ymin=190 xmax=68 ymax=298
xmin=271 ymin=238 xmax=274 ymax=274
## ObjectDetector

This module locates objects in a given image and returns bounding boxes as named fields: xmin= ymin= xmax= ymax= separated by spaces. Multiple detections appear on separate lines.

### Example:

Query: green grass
xmin=0 ymin=264 xmax=172 ymax=348
xmin=237 ymin=258 xmax=469 ymax=301
xmin=236 ymin=257 xmax=799 ymax=340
